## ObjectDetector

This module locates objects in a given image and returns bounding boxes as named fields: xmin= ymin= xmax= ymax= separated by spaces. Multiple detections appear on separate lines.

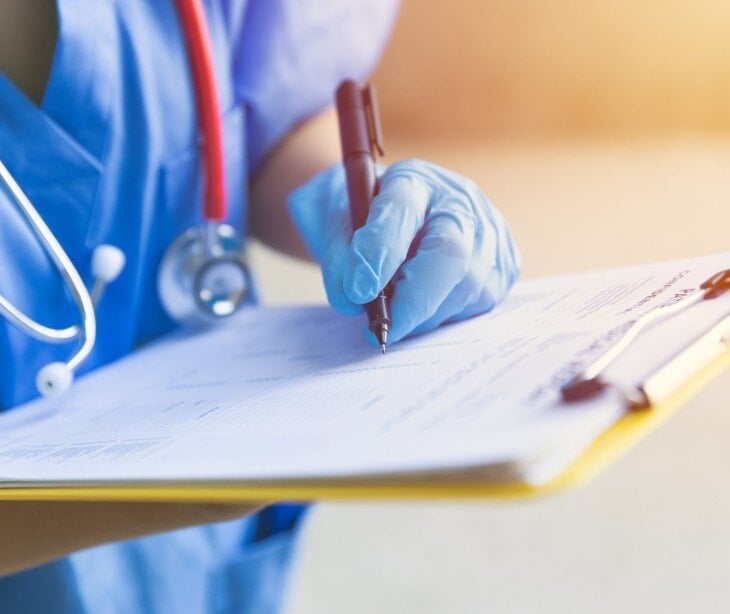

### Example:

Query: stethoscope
xmin=0 ymin=0 xmax=250 ymax=398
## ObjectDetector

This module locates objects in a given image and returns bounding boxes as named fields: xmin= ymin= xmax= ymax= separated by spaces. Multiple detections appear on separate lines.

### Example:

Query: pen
xmin=335 ymin=79 xmax=392 ymax=354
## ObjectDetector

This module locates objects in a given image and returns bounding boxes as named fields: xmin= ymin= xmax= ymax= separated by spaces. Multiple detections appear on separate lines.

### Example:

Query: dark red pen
xmin=335 ymin=79 xmax=392 ymax=353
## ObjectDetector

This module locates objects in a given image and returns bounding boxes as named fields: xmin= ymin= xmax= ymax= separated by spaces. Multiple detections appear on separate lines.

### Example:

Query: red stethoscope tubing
xmin=173 ymin=0 xmax=226 ymax=222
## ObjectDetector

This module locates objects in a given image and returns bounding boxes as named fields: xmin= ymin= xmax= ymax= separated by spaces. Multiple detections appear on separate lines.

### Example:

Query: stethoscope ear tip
xmin=36 ymin=362 xmax=74 ymax=398
xmin=92 ymin=244 xmax=126 ymax=283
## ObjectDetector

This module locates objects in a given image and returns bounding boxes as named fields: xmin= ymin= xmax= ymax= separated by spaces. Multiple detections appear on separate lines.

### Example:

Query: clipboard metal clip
xmin=561 ymin=269 xmax=730 ymax=409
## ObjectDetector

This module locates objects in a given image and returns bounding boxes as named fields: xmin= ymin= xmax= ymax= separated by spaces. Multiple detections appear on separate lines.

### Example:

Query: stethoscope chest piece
xmin=158 ymin=222 xmax=251 ymax=326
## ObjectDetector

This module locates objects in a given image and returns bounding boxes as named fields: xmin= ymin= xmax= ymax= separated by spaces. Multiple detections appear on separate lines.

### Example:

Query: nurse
xmin=0 ymin=0 xmax=520 ymax=612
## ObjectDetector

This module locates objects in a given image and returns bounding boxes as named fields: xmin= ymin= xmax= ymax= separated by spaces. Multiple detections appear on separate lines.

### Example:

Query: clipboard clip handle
xmin=701 ymin=269 xmax=730 ymax=299
xmin=561 ymin=268 xmax=730 ymax=408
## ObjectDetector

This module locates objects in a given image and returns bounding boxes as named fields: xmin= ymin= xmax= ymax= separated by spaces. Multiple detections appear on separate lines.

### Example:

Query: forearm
xmin=249 ymin=107 xmax=342 ymax=260
xmin=0 ymin=501 xmax=263 ymax=576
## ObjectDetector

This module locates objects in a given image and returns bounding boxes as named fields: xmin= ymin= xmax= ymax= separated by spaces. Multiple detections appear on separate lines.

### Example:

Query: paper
xmin=0 ymin=253 xmax=727 ymax=487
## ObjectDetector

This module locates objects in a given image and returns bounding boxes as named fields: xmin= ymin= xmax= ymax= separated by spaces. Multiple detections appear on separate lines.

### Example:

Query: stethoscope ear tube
xmin=173 ymin=0 xmax=227 ymax=222
xmin=0 ymin=159 xmax=96 ymax=395
xmin=0 ymin=0 xmax=244 ymax=398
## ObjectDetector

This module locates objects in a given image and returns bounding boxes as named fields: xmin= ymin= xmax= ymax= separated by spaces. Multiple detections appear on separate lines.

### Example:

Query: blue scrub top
xmin=0 ymin=1 xmax=398 ymax=612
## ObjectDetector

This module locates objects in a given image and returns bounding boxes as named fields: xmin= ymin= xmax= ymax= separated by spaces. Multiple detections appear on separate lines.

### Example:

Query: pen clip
xmin=362 ymin=83 xmax=385 ymax=158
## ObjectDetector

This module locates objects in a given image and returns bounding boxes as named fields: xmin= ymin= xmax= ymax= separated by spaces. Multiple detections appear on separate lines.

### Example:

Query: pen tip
xmin=374 ymin=326 xmax=388 ymax=354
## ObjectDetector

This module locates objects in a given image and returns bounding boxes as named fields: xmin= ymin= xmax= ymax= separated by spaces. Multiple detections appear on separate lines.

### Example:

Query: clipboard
xmin=0 ymin=260 xmax=727 ymax=503
xmin=0 ymin=341 xmax=726 ymax=504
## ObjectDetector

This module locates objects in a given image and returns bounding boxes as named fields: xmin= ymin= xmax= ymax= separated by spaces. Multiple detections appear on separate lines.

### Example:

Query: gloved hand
xmin=288 ymin=159 xmax=521 ymax=345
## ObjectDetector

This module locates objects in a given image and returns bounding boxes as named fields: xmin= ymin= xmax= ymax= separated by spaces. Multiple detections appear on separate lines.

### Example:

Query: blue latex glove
xmin=288 ymin=159 xmax=521 ymax=345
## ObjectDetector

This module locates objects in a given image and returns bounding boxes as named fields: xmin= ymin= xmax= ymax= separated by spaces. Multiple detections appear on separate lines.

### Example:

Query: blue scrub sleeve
xmin=230 ymin=0 xmax=400 ymax=172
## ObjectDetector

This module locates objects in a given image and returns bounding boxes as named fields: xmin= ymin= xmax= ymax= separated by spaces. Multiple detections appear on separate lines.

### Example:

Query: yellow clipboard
xmin=0 ymin=348 xmax=727 ymax=504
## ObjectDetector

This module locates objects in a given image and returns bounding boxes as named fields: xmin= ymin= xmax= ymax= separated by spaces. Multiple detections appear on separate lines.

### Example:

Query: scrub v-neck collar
xmin=0 ymin=0 xmax=114 ymax=166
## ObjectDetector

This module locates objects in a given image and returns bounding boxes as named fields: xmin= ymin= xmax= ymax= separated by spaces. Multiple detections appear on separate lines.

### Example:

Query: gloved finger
xmin=408 ymin=273 xmax=489 ymax=337
xmin=371 ymin=285 xmax=495 ymax=348
xmin=407 ymin=217 xmax=520 ymax=337
xmin=321 ymin=214 xmax=363 ymax=316
xmin=343 ymin=170 xmax=431 ymax=304
xmin=362 ymin=260 xmax=475 ymax=348
xmin=385 ymin=211 xmax=476 ymax=343
xmin=288 ymin=166 xmax=362 ymax=316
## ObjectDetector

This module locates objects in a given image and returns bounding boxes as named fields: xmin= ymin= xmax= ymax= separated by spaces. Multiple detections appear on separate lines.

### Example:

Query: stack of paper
xmin=0 ymin=253 xmax=727 ymax=497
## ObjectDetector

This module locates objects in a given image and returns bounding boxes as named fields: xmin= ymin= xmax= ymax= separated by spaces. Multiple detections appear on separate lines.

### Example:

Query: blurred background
xmin=249 ymin=2 xmax=730 ymax=612
xmin=376 ymin=0 xmax=730 ymax=140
